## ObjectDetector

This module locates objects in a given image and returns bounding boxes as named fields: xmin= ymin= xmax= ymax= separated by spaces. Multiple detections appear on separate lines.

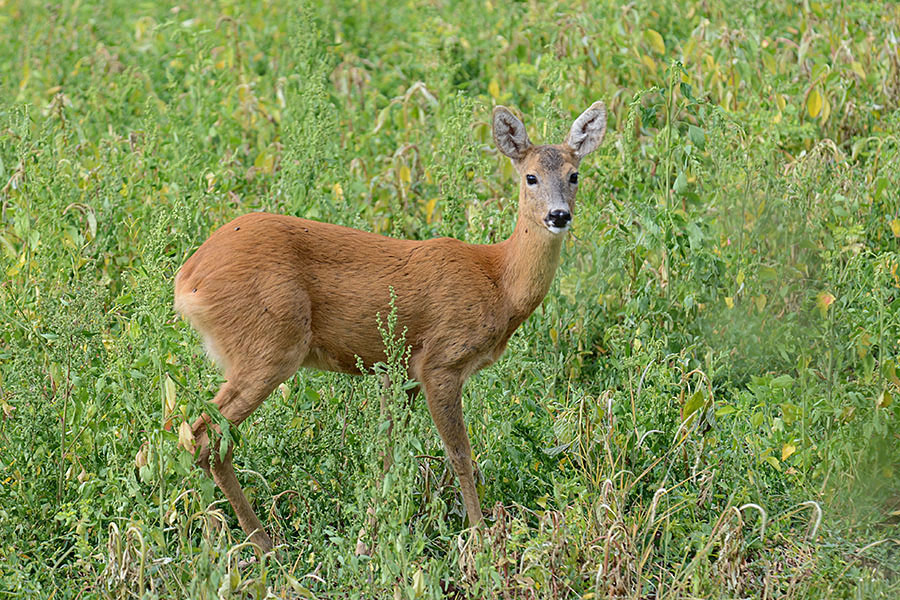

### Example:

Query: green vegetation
xmin=1 ymin=0 xmax=899 ymax=597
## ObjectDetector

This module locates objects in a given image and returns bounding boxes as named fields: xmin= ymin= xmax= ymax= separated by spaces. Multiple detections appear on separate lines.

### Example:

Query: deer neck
xmin=498 ymin=212 xmax=565 ymax=318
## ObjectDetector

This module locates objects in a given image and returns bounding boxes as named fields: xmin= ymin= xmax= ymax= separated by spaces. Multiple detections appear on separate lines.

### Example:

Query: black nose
xmin=546 ymin=209 xmax=572 ymax=229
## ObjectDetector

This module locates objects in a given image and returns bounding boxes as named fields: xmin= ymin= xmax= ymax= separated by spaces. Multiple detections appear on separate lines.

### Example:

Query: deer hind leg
xmin=420 ymin=367 xmax=483 ymax=527
xmin=191 ymin=374 xmax=284 ymax=554
xmin=185 ymin=284 xmax=314 ymax=552
xmin=209 ymin=426 xmax=270 ymax=553
xmin=191 ymin=337 xmax=311 ymax=552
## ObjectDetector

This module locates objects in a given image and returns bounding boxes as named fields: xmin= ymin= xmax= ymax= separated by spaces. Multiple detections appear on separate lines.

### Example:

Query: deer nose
xmin=545 ymin=209 xmax=572 ymax=230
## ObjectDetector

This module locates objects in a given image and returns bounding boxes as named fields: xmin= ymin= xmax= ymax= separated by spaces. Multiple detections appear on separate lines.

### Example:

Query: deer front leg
xmin=420 ymin=367 xmax=483 ymax=527
xmin=379 ymin=373 xmax=395 ymax=472
xmin=379 ymin=375 xmax=421 ymax=472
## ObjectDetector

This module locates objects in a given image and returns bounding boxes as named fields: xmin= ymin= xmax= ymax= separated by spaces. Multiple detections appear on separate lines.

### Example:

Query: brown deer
xmin=174 ymin=101 xmax=606 ymax=552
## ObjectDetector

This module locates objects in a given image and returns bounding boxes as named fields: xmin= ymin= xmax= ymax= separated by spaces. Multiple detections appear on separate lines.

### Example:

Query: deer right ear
xmin=492 ymin=106 xmax=532 ymax=162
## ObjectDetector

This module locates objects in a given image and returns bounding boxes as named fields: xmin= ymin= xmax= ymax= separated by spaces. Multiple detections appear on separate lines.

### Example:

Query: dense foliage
xmin=1 ymin=0 xmax=898 ymax=597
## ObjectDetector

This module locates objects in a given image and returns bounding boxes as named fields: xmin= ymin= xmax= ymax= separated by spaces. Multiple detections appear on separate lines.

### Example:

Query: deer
xmin=173 ymin=101 xmax=607 ymax=553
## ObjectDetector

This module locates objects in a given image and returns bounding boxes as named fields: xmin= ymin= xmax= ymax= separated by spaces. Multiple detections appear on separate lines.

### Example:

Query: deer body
xmin=177 ymin=215 xmax=553 ymax=378
xmin=174 ymin=102 xmax=606 ymax=552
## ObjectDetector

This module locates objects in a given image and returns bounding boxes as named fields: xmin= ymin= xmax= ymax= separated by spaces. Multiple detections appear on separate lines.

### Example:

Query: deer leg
xmin=191 ymin=376 xmax=285 ymax=554
xmin=380 ymin=373 xmax=394 ymax=472
xmin=420 ymin=368 xmax=483 ymax=527
xmin=403 ymin=384 xmax=419 ymax=422
xmin=208 ymin=437 xmax=272 ymax=553
xmin=379 ymin=376 xmax=422 ymax=471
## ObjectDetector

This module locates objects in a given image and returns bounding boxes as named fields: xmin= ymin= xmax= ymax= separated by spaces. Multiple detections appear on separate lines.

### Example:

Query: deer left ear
xmin=565 ymin=101 xmax=607 ymax=161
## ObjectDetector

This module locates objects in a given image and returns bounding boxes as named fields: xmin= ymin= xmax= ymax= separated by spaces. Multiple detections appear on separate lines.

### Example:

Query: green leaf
xmin=771 ymin=374 xmax=794 ymax=388
xmin=715 ymin=405 xmax=736 ymax=417
xmin=688 ymin=125 xmax=706 ymax=150
xmin=750 ymin=412 xmax=764 ymax=428
xmin=686 ymin=222 xmax=703 ymax=249
xmin=683 ymin=389 xmax=705 ymax=422
xmin=673 ymin=171 xmax=688 ymax=195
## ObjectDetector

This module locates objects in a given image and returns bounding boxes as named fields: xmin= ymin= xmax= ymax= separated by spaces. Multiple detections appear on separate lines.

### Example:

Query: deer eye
xmin=569 ymin=172 xmax=579 ymax=184
xmin=525 ymin=174 xmax=538 ymax=185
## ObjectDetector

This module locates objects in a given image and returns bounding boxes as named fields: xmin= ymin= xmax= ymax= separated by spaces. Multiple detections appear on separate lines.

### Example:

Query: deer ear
xmin=492 ymin=106 xmax=532 ymax=162
xmin=565 ymin=101 xmax=606 ymax=161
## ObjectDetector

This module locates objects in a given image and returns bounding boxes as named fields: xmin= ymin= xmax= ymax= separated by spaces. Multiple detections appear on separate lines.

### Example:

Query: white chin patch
xmin=545 ymin=223 xmax=570 ymax=234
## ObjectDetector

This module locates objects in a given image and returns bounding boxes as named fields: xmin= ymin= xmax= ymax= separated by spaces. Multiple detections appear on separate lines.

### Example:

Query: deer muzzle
xmin=544 ymin=209 xmax=572 ymax=233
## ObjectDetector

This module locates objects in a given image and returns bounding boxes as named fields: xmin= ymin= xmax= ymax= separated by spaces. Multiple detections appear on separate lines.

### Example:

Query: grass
xmin=1 ymin=0 xmax=899 ymax=597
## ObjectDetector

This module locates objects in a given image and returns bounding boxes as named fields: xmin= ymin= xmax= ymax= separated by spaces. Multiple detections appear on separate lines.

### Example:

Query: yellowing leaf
xmin=820 ymin=95 xmax=831 ymax=123
xmin=856 ymin=331 xmax=872 ymax=359
xmin=644 ymin=29 xmax=666 ymax=55
xmin=760 ymin=266 xmax=778 ymax=280
xmin=178 ymin=421 xmax=196 ymax=454
xmin=877 ymin=389 xmax=893 ymax=409
xmin=488 ymin=79 xmax=500 ymax=100
xmin=135 ymin=445 xmax=148 ymax=469
xmin=641 ymin=54 xmax=657 ymax=71
xmin=398 ymin=164 xmax=411 ymax=185
xmin=425 ymin=198 xmax=438 ymax=224
xmin=163 ymin=375 xmax=176 ymax=419
xmin=253 ymin=152 xmax=275 ymax=175
xmin=412 ymin=568 xmax=425 ymax=597
xmin=781 ymin=443 xmax=796 ymax=461
xmin=890 ymin=219 xmax=900 ymax=237
xmin=683 ymin=36 xmax=697 ymax=59
xmin=886 ymin=360 xmax=900 ymax=388
xmin=841 ymin=405 xmax=856 ymax=423
xmin=724 ymin=296 xmax=734 ymax=309
xmin=816 ymin=291 xmax=835 ymax=317
xmin=807 ymin=88 xmax=823 ymax=118
xmin=776 ymin=93 xmax=786 ymax=111
xmin=850 ymin=61 xmax=866 ymax=79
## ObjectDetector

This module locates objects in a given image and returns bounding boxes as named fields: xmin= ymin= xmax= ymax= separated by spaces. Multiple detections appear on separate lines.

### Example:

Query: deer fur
xmin=174 ymin=101 xmax=607 ymax=552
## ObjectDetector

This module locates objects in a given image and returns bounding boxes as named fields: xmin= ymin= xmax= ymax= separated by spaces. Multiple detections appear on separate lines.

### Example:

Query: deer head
xmin=492 ymin=102 xmax=607 ymax=234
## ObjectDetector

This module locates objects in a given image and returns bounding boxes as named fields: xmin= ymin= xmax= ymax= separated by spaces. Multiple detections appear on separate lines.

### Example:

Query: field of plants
xmin=1 ymin=0 xmax=899 ymax=597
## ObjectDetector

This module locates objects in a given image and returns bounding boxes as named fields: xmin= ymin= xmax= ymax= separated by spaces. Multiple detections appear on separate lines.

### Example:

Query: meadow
xmin=1 ymin=0 xmax=899 ymax=597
